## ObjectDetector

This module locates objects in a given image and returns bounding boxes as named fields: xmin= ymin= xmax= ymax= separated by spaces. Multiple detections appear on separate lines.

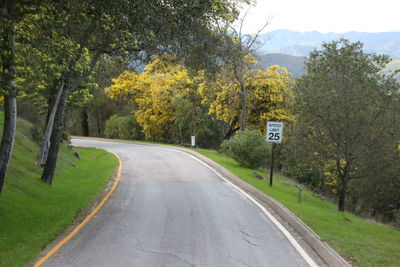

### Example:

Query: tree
xmin=0 ymin=0 xmax=43 ymax=193
xmin=0 ymin=0 xmax=17 ymax=193
xmin=292 ymin=39 xmax=400 ymax=212
xmin=221 ymin=9 xmax=270 ymax=131
xmin=198 ymin=59 xmax=293 ymax=139
xmin=80 ymin=56 xmax=130 ymax=137
xmin=36 ymin=0 xmax=247 ymax=184
xmin=106 ymin=54 xmax=228 ymax=146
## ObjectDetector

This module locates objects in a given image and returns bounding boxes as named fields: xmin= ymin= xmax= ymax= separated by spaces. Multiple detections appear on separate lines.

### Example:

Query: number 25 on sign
xmin=266 ymin=121 xmax=284 ymax=186
xmin=266 ymin=121 xmax=283 ymax=143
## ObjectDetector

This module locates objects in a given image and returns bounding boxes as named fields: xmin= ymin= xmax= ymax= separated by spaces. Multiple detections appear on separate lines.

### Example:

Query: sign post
xmin=266 ymin=121 xmax=284 ymax=186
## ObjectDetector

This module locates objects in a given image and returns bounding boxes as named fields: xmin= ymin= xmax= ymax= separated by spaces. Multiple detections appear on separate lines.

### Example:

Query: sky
xmin=240 ymin=0 xmax=400 ymax=33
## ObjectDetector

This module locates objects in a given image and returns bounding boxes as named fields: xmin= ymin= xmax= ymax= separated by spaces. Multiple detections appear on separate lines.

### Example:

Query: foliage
xmin=220 ymin=130 xmax=270 ymax=168
xmin=1 ymin=0 xmax=249 ymax=185
xmin=283 ymin=161 xmax=322 ymax=187
xmin=104 ymin=115 xmax=140 ymax=140
xmin=289 ymin=39 xmax=400 ymax=212
xmin=65 ymin=55 xmax=132 ymax=137
xmin=198 ymin=58 xmax=294 ymax=136
xmin=106 ymin=54 xmax=228 ymax=146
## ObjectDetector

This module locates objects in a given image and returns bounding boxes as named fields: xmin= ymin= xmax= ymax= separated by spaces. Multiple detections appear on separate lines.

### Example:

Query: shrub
xmin=220 ymin=130 xmax=270 ymax=169
xmin=104 ymin=115 xmax=139 ymax=139
xmin=283 ymin=161 xmax=322 ymax=186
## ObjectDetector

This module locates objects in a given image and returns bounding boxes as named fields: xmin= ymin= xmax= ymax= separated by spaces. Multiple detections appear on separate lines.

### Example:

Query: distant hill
xmin=256 ymin=53 xmax=305 ymax=77
xmin=257 ymin=53 xmax=400 ymax=79
xmin=383 ymin=58 xmax=400 ymax=81
xmin=384 ymin=58 xmax=400 ymax=73
xmin=259 ymin=29 xmax=400 ymax=58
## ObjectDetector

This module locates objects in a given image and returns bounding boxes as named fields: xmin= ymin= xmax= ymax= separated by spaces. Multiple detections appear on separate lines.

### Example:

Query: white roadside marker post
xmin=191 ymin=136 xmax=196 ymax=148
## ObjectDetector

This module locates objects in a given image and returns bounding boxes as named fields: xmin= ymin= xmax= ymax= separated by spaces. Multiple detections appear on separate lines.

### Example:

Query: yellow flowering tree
xmin=198 ymin=57 xmax=294 ymax=138
xmin=106 ymin=54 xmax=201 ymax=141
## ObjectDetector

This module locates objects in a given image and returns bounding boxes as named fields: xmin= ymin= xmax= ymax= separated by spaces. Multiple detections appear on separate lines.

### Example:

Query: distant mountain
xmin=257 ymin=53 xmax=399 ymax=79
xmin=383 ymin=58 xmax=400 ymax=82
xmin=256 ymin=53 xmax=305 ymax=77
xmin=259 ymin=29 xmax=400 ymax=58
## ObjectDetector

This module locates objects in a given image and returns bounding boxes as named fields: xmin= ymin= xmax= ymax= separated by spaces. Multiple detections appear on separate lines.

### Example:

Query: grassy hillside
xmin=0 ymin=116 xmax=118 ymax=267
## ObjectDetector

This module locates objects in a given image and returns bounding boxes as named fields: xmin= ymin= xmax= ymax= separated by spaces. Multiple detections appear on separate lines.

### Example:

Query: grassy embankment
xmin=0 ymin=116 xmax=118 ymax=267
xmin=193 ymin=148 xmax=399 ymax=267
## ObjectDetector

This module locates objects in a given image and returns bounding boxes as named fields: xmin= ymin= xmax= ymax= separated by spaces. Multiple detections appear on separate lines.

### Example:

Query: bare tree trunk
xmin=96 ymin=118 xmax=102 ymax=136
xmin=0 ymin=95 xmax=17 ymax=193
xmin=223 ymin=116 xmax=239 ymax=140
xmin=38 ymin=80 xmax=64 ymax=165
xmin=338 ymin=175 xmax=348 ymax=212
xmin=41 ymin=83 xmax=70 ymax=185
xmin=81 ymin=109 xmax=89 ymax=136
xmin=41 ymin=53 xmax=101 ymax=184
xmin=240 ymin=89 xmax=247 ymax=131
xmin=0 ymin=0 xmax=17 ymax=194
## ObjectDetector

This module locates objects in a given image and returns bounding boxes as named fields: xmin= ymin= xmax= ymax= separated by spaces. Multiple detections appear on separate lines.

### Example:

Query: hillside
xmin=0 ymin=115 xmax=118 ymax=267
xmin=257 ymin=53 xmax=305 ymax=77
xmin=259 ymin=29 xmax=400 ymax=58
xmin=384 ymin=58 xmax=400 ymax=73
xmin=258 ymin=53 xmax=400 ymax=78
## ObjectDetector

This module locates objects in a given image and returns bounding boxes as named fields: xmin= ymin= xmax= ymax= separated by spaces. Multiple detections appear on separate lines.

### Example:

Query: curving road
xmin=42 ymin=138 xmax=316 ymax=266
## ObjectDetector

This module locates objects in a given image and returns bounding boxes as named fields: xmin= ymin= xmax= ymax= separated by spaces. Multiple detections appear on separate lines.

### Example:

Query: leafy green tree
xmin=0 ymin=0 xmax=17 ymax=193
xmin=0 ymin=0 xmax=44 ymax=193
xmin=291 ymin=39 xmax=400 ymax=212
xmin=37 ymin=0 xmax=248 ymax=184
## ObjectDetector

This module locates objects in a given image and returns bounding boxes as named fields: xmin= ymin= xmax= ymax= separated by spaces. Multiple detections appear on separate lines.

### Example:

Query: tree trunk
xmin=0 ymin=95 xmax=17 ymax=193
xmin=38 ymin=80 xmax=65 ymax=165
xmin=223 ymin=116 xmax=239 ymax=140
xmin=41 ymin=83 xmax=70 ymax=185
xmin=240 ymin=89 xmax=247 ymax=131
xmin=41 ymin=53 xmax=101 ymax=184
xmin=96 ymin=118 xmax=102 ymax=136
xmin=81 ymin=109 xmax=89 ymax=136
xmin=338 ymin=175 xmax=348 ymax=212
xmin=44 ymin=80 xmax=61 ymax=128
xmin=0 ymin=0 xmax=17 ymax=194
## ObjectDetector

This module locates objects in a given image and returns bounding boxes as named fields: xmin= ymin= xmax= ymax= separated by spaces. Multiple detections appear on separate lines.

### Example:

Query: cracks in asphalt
xmin=239 ymin=229 xmax=253 ymax=238
xmin=226 ymin=227 xmax=261 ymax=249
xmin=241 ymin=237 xmax=258 ymax=247
xmin=134 ymin=239 xmax=195 ymax=266
xmin=239 ymin=228 xmax=260 ymax=248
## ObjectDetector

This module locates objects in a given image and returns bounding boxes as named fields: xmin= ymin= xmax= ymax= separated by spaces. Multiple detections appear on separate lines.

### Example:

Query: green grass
xmin=0 ymin=117 xmax=118 ymax=267
xmin=193 ymin=148 xmax=400 ymax=267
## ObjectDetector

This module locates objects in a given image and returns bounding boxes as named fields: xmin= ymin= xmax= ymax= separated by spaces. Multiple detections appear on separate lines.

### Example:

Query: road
xmin=42 ymin=138 xmax=315 ymax=266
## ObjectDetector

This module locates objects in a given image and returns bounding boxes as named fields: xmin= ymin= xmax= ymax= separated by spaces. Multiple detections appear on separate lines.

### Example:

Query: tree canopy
xmin=290 ymin=39 xmax=400 ymax=212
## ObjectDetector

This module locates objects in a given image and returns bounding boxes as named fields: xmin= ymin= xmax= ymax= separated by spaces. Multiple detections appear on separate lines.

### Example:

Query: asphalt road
xmin=42 ymin=138 xmax=315 ymax=267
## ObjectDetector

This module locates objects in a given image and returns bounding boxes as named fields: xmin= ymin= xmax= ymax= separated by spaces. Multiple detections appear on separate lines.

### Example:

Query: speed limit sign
xmin=266 ymin=121 xmax=283 ymax=143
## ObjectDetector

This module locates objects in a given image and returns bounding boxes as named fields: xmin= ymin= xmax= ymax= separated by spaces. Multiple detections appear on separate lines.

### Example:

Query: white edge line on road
xmin=166 ymin=148 xmax=318 ymax=267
